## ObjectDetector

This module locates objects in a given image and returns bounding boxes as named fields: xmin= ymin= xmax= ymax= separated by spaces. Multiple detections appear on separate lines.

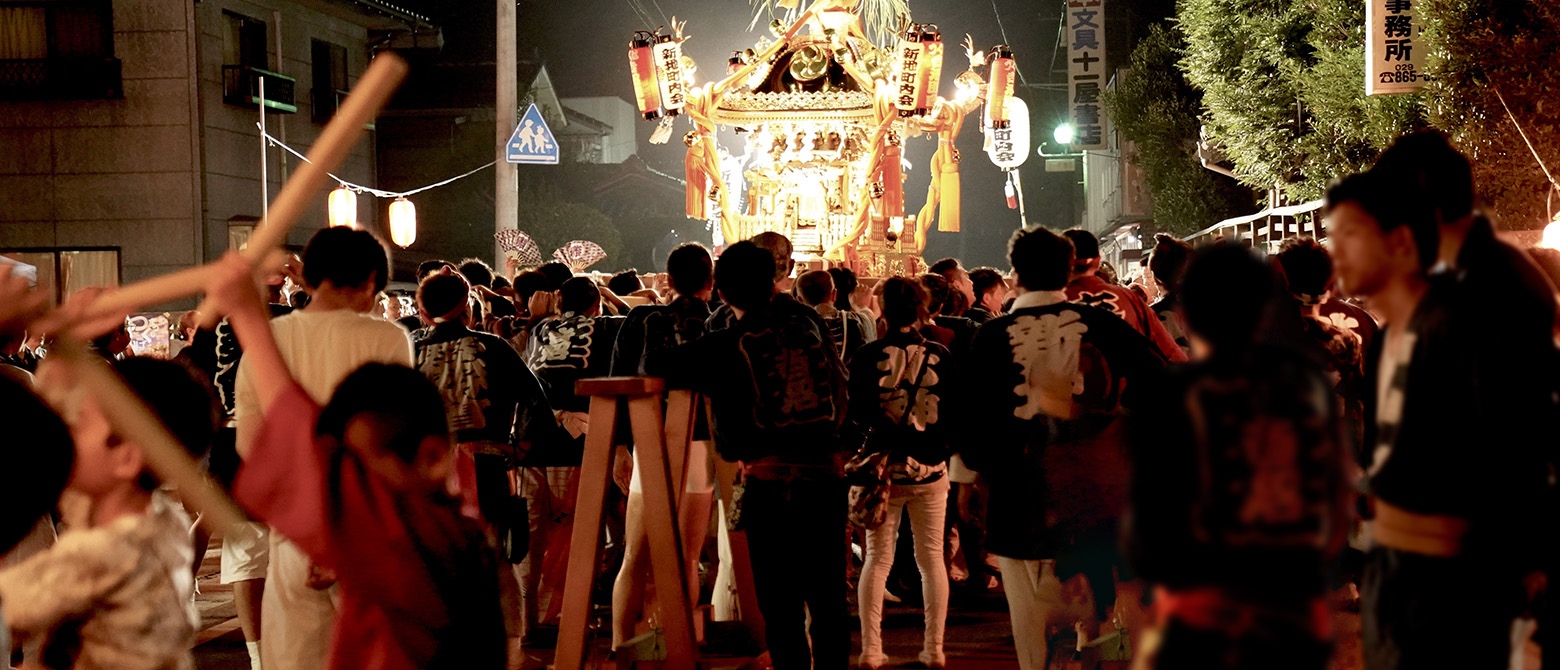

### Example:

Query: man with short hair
xmin=961 ymin=227 xmax=1166 ymax=670
xmin=1062 ymin=229 xmax=1187 ymax=363
xmin=965 ymin=268 xmax=1006 ymax=324
xmin=233 ymin=226 xmax=414 ymax=670
xmin=648 ymin=241 xmax=850 ymax=670
xmin=412 ymin=269 xmax=561 ymax=644
xmin=929 ymin=258 xmax=975 ymax=317
xmin=607 ymin=243 xmax=719 ymax=650
xmin=457 ymin=258 xmax=496 ymax=289
xmin=1327 ymin=171 xmax=1550 ymax=670
xmin=919 ymin=274 xmax=976 ymax=358
xmin=796 ymin=269 xmax=867 ymax=362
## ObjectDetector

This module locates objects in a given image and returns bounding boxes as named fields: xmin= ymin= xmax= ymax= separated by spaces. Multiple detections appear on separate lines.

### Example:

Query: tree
xmin=1177 ymin=0 xmax=1424 ymax=202
xmin=516 ymin=179 xmax=626 ymax=271
xmin=1103 ymin=25 xmax=1255 ymax=236
xmin=1423 ymin=0 xmax=1560 ymax=229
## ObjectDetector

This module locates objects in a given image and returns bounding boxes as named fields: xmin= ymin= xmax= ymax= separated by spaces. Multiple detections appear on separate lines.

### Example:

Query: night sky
xmin=487 ymin=0 xmax=1170 ymax=268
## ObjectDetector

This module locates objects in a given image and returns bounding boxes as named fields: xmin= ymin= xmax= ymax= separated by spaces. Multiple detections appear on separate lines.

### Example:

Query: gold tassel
xmin=938 ymin=139 xmax=961 ymax=232
xmin=685 ymin=135 xmax=707 ymax=220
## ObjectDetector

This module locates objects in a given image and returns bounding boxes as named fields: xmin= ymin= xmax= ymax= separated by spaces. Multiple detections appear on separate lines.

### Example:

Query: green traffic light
xmin=1053 ymin=123 xmax=1075 ymax=145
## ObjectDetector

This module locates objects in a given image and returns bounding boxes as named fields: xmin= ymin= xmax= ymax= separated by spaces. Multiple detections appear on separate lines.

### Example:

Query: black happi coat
xmin=1362 ymin=278 xmax=1551 ymax=573
xmin=610 ymin=296 xmax=711 ymax=377
xmin=1128 ymin=345 xmax=1351 ymax=604
xmin=413 ymin=322 xmax=558 ymax=451
xmin=847 ymin=329 xmax=958 ymax=476
xmin=528 ymin=312 xmax=624 ymax=414
xmin=648 ymin=296 xmax=847 ymax=467
xmin=960 ymin=295 xmax=1165 ymax=562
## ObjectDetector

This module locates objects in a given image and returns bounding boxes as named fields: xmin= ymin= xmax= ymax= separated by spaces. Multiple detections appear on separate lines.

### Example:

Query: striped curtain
xmin=0 ymin=7 xmax=48 ymax=59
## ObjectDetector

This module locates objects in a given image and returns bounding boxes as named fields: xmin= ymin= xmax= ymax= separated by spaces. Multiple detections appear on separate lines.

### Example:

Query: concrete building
xmin=0 ymin=0 xmax=434 ymax=306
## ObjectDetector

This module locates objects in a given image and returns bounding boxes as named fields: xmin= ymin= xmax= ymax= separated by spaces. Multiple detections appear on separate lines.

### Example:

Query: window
xmin=0 ymin=0 xmax=120 ymax=100
xmin=1 ymin=248 xmax=121 ymax=306
xmin=223 ymin=12 xmax=268 ymax=70
xmin=220 ymin=11 xmax=296 ymax=112
xmin=311 ymin=40 xmax=347 ymax=123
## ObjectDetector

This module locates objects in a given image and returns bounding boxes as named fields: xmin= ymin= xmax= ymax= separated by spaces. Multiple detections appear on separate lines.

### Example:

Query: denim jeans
xmin=742 ymin=478 xmax=849 ymax=670
xmin=858 ymin=477 xmax=950 ymax=667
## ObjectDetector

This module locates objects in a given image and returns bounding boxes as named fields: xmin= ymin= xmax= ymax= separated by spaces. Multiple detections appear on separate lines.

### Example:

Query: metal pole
xmin=272 ymin=10 xmax=289 ymax=182
xmin=494 ymin=0 xmax=518 ymax=268
xmin=259 ymin=76 xmax=268 ymax=225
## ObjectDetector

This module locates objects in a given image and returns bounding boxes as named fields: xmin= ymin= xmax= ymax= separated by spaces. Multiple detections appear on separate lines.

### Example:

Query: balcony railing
xmin=222 ymin=66 xmax=297 ymax=113
xmin=0 ymin=58 xmax=122 ymax=101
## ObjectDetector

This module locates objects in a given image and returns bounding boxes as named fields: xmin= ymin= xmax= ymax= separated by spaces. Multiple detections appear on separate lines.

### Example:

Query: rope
xmin=259 ymin=125 xmax=494 ymax=199
xmin=1494 ymin=87 xmax=1560 ymax=195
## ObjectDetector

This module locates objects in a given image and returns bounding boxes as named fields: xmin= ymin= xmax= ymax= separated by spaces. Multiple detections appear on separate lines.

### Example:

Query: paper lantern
xmin=915 ymin=26 xmax=943 ymax=115
xmin=328 ymin=186 xmax=357 ymax=228
xmin=892 ymin=29 xmax=924 ymax=117
xmin=388 ymin=197 xmax=416 ymax=248
xmin=986 ymin=45 xmax=1016 ymax=129
xmin=628 ymin=32 xmax=662 ymax=120
xmin=985 ymin=96 xmax=1029 ymax=170
xmin=653 ymin=33 xmax=686 ymax=116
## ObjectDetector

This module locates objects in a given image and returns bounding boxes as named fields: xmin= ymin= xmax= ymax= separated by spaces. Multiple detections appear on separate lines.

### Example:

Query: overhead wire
xmin=988 ymin=0 xmax=1030 ymax=88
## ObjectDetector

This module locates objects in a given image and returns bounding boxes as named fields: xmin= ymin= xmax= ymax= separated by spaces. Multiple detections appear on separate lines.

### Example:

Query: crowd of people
xmin=1 ymin=129 xmax=1557 ymax=670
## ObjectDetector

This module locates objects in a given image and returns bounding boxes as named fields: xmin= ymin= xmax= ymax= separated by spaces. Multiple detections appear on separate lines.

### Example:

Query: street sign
xmin=505 ymin=103 xmax=559 ymax=165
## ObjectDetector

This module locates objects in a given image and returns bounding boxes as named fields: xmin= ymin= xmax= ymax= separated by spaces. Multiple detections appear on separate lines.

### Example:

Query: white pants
xmin=857 ymin=477 xmax=950 ymax=667
xmin=261 ymin=536 xmax=334 ymax=670
xmin=996 ymin=557 xmax=1098 ymax=670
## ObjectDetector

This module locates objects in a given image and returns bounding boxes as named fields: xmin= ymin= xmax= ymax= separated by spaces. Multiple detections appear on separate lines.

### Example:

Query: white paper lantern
xmin=388 ymin=197 xmax=416 ymax=248
xmin=985 ymin=97 xmax=1030 ymax=170
xmin=328 ymin=186 xmax=357 ymax=228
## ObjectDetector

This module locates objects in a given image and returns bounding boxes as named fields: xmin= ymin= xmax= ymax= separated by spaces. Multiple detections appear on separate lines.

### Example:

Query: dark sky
xmin=499 ymin=0 xmax=1170 ymax=268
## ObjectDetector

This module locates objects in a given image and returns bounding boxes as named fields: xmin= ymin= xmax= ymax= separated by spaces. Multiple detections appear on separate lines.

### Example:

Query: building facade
xmin=0 ymin=0 xmax=431 ymax=306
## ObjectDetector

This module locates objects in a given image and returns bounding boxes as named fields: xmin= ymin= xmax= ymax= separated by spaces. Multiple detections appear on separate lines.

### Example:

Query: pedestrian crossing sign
xmin=505 ymin=103 xmax=559 ymax=165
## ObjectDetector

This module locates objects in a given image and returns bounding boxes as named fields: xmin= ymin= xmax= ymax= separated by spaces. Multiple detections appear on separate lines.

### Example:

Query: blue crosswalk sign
xmin=505 ymin=103 xmax=559 ymax=165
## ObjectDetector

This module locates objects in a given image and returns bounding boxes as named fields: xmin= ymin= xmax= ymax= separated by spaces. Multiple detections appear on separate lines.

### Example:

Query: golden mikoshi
xmin=625 ymin=0 xmax=1021 ymax=277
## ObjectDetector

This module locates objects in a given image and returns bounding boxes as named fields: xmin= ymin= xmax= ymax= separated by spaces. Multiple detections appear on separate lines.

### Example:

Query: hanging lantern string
xmin=258 ymin=124 xmax=496 ymax=199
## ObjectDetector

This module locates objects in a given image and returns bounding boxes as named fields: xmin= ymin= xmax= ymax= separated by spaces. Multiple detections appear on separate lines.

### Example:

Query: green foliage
xmin=1422 ymin=0 xmax=1560 ymax=229
xmin=1176 ymin=0 xmax=1424 ymax=202
xmin=1103 ymin=25 xmax=1255 ymax=236
xmin=516 ymin=180 xmax=626 ymax=271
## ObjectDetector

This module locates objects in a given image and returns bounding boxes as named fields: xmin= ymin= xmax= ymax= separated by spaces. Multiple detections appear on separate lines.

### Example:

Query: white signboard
xmin=1066 ymin=0 xmax=1107 ymax=150
xmin=1366 ymin=0 xmax=1428 ymax=95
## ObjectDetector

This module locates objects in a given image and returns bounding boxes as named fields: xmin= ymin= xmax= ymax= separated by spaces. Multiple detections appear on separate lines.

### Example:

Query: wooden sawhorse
xmin=555 ymin=377 xmax=697 ymax=670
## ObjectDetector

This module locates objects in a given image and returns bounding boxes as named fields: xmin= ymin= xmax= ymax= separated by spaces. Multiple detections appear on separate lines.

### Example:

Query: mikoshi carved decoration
xmin=627 ymin=0 xmax=1016 ymax=277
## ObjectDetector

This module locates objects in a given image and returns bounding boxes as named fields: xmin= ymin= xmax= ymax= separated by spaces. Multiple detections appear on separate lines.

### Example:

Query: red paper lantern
xmin=628 ymin=32 xmax=661 ymax=120
xmin=986 ymin=45 xmax=1016 ymax=130
xmin=915 ymin=26 xmax=943 ymax=115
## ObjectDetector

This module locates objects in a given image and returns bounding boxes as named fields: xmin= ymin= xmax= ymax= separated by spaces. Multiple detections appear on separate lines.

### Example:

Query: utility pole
xmin=494 ymin=0 xmax=518 ymax=266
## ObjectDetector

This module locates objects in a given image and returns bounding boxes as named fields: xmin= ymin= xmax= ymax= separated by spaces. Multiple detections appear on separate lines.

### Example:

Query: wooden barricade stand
xmin=555 ymin=377 xmax=697 ymax=670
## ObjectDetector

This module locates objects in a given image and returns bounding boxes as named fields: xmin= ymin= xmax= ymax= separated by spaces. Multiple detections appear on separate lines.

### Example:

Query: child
xmin=0 ymin=357 xmax=218 ymax=670
xmin=209 ymin=253 xmax=507 ymax=670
